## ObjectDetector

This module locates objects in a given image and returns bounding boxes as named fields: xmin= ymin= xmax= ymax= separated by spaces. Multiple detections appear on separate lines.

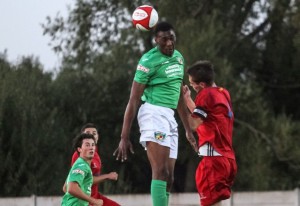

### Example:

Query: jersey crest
xmin=154 ymin=131 xmax=166 ymax=141
xmin=177 ymin=57 xmax=183 ymax=64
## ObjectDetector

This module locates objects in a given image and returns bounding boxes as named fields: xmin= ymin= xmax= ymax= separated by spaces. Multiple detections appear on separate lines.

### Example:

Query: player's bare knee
xmin=152 ymin=166 xmax=169 ymax=180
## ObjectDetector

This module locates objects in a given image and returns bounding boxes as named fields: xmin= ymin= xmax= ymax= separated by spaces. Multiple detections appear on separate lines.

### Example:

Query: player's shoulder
xmin=140 ymin=47 xmax=159 ymax=61
xmin=203 ymin=87 xmax=231 ymax=101
xmin=216 ymin=87 xmax=230 ymax=95
xmin=137 ymin=48 xmax=159 ymax=69
xmin=73 ymin=157 xmax=89 ymax=168
xmin=72 ymin=151 xmax=79 ymax=159
xmin=218 ymin=87 xmax=231 ymax=100
xmin=174 ymin=50 xmax=184 ymax=65
xmin=71 ymin=152 xmax=79 ymax=166
xmin=199 ymin=87 xmax=217 ymax=97
xmin=173 ymin=49 xmax=183 ymax=57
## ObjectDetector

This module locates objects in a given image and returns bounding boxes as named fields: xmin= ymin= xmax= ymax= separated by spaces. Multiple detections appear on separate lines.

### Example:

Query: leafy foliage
xmin=0 ymin=0 xmax=300 ymax=196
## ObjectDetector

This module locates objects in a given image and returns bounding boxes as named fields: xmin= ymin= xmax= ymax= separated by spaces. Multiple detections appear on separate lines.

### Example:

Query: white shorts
xmin=137 ymin=102 xmax=178 ymax=159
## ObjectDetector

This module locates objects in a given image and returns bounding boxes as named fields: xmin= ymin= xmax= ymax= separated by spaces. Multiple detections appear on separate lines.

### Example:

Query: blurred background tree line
xmin=1 ymin=0 xmax=300 ymax=197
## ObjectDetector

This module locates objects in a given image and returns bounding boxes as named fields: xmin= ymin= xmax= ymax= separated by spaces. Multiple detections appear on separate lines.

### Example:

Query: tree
xmin=0 ymin=56 xmax=66 ymax=196
xmin=0 ymin=0 xmax=299 ymax=196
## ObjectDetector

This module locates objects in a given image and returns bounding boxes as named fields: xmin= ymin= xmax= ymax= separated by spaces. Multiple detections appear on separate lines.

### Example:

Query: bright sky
xmin=0 ymin=0 xmax=74 ymax=72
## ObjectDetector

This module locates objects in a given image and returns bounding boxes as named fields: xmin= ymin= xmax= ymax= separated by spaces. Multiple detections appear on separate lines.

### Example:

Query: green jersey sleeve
xmin=68 ymin=164 xmax=88 ymax=184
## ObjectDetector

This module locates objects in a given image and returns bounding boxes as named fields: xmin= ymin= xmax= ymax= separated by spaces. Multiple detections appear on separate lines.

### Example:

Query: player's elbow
xmin=67 ymin=182 xmax=79 ymax=195
xmin=67 ymin=187 xmax=76 ymax=196
xmin=62 ymin=185 xmax=66 ymax=193
xmin=189 ymin=117 xmax=202 ymax=131
xmin=190 ymin=124 xmax=198 ymax=131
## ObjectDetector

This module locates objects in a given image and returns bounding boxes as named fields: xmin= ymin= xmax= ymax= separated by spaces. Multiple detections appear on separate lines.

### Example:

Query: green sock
xmin=151 ymin=179 xmax=167 ymax=206
xmin=166 ymin=192 xmax=170 ymax=205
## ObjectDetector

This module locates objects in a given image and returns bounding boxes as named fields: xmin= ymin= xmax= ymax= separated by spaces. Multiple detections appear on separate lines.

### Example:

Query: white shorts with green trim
xmin=137 ymin=102 xmax=178 ymax=159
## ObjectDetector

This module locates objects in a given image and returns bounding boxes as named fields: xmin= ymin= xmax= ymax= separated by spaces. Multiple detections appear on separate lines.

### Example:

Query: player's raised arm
xmin=177 ymin=85 xmax=198 ymax=153
xmin=182 ymin=85 xmax=196 ymax=113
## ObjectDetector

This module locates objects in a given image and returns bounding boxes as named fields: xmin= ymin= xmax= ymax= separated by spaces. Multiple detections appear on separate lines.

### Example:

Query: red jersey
xmin=71 ymin=148 xmax=102 ymax=198
xmin=193 ymin=87 xmax=235 ymax=159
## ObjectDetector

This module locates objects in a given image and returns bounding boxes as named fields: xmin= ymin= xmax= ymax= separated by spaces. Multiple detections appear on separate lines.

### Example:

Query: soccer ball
xmin=132 ymin=5 xmax=158 ymax=31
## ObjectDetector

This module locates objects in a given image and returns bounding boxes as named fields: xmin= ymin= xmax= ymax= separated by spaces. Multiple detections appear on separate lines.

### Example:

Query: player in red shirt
xmin=183 ymin=61 xmax=237 ymax=206
xmin=70 ymin=123 xmax=120 ymax=206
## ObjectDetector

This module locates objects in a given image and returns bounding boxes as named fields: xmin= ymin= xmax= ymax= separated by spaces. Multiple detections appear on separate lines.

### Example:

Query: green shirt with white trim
xmin=134 ymin=47 xmax=184 ymax=109
xmin=61 ymin=157 xmax=93 ymax=206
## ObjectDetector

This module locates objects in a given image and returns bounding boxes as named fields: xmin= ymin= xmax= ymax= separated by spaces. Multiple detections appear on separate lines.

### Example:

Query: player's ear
xmin=77 ymin=147 xmax=82 ymax=153
xmin=152 ymin=37 xmax=156 ymax=45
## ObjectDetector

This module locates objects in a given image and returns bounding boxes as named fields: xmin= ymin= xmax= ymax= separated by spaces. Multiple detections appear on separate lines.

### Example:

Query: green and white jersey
xmin=134 ymin=47 xmax=184 ymax=109
xmin=61 ymin=157 xmax=93 ymax=206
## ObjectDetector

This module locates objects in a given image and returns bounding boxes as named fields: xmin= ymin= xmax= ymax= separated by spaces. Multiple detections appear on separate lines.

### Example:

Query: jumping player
xmin=114 ymin=21 xmax=198 ymax=206
xmin=183 ymin=60 xmax=237 ymax=206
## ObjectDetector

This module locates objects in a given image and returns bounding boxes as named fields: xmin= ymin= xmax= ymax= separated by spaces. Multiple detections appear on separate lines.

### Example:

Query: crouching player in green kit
xmin=62 ymin=133 xmax=103 ymax=206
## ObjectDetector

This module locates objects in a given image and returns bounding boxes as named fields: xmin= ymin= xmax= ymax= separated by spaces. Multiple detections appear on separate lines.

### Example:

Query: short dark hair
xmin=154 ymin=21 xmax=174 ymax=36
xmin=80 ymin=123 xmax=97 ymax=133
xmin=73 ymin=133 xmax=95 ymax=153
xmin=187 ymin=60 xmax=215 ymax=85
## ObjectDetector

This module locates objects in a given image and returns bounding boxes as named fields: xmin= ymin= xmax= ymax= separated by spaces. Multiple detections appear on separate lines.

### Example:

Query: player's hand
xmin=182 ymin=85 xmax=191 ymax=101
xmin=113 ymin=138 xmax=134 ymax=162
xmin=186 ymin=131 xmax=198 ymax=153
xmin=107 ymin=172 xmax=118 ymax=181
xmin=90 ymin=198 xmax=103 ymax=206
